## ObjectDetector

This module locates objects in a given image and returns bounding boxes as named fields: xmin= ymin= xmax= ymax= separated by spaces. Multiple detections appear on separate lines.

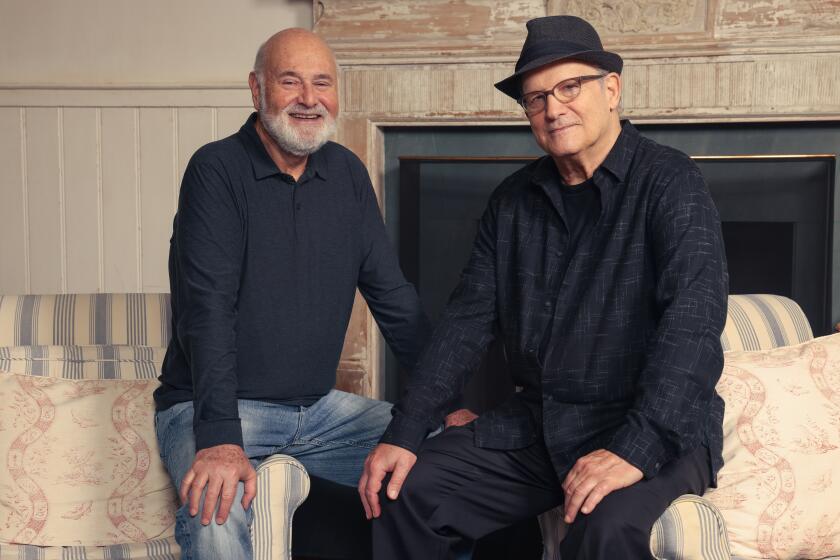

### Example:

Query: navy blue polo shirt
xmin=155 ymin=113 xmax=429 ymax=451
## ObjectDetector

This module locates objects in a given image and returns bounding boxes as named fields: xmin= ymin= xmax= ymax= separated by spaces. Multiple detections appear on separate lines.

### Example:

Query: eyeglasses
xmin=518 ymin=74 xmax=608 ymax=116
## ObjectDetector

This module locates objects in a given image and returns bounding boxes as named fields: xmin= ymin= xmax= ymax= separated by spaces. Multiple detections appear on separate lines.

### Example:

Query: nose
xmin=544 ymin=93 xmax=568 ymax=120
xmin=298 ymin=82 xmax=318 ymax=107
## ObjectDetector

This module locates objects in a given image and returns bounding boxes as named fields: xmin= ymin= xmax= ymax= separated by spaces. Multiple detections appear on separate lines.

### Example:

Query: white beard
xmin=258 ymin=91 xmax=336 ymax=157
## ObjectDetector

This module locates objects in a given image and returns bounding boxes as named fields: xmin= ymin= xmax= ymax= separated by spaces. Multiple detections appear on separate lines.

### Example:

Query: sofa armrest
xmin=539 ymin=494 xmax=730 ymax=560
xmin=650 ymin=494 xmax=730 ymax=560
xmin=252 ymin=454 xmax=310 ymax=560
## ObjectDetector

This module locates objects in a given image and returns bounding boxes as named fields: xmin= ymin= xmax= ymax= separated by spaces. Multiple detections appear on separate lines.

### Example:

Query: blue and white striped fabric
xmin=0 ymin=294 xmax=171 ymax=348
xmin=0 ymin=294 xmax=311 ymax=560
xmin=252 ymin=455 xmax=311 ymax=560
xmin=0 ymin=537 xmax=178 ymax=560
xmin=720 ymin=294 xmax=813 ymax=352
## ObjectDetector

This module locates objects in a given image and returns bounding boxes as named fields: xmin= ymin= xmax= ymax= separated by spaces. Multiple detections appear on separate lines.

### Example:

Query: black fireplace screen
xmin=395 ymin=154 xmax=834 ymax=410
xmin=398 ymin=154 xmax=834 ymax=335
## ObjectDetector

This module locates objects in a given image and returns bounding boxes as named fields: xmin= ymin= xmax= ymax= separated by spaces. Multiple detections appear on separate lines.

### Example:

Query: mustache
xmin=283 ymin=103 xmax=330 ymax=117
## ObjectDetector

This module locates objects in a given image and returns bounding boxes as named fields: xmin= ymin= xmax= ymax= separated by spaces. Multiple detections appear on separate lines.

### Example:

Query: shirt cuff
xmin=195 ymin=418 xmax=243 ymax=451
xmin=379 ymin=412 xmax=430 ymax=454
xmin=606 ymin=421 xmax=668 ymax=479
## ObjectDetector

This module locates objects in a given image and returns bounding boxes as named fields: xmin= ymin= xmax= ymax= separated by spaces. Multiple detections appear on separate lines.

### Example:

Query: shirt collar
xmin=238 ymin=112 xmax=330 ymax=183
xmin=596 ymin=119 xmax=639 ymax=185
xmin=530 ymin=119 xmax=639 ymax=191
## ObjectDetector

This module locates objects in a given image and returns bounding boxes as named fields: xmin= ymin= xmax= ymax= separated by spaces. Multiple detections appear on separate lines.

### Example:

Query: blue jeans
xmin=155 ymin=390 xmax=393 ymax=560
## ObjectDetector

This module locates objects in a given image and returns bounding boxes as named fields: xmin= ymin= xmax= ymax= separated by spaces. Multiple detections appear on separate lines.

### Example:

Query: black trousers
xmin=372 ymin=425 xmax=711 ymax=560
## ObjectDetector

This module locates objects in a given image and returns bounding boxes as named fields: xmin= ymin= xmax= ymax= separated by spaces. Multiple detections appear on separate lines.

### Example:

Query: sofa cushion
xmin=0 ymin=345 xmax=176 ymax=546
xmin=704 ymin=333 xmax=840 ymax=559
xmin=0 ymin=537 xmax=178 ymax=559
xmin=0 ymin=294 xmax=171 ymax=347
xmin=721 ymin=294 xmax=814 ymax=352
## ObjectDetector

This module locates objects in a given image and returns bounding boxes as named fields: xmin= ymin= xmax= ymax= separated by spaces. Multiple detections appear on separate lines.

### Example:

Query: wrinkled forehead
xmin=263 ymin=33 xmax=338 ymax=79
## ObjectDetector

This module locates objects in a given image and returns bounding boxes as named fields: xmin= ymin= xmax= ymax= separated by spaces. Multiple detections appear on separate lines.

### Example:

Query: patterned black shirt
xmin=382 ymin=121 xmax=728 ymax=482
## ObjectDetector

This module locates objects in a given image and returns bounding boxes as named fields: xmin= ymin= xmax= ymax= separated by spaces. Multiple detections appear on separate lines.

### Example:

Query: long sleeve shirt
xmin=381 ymin=121 xmax=729 ymax=482
xmin=154 ymin=113 xmax=430 ymax=451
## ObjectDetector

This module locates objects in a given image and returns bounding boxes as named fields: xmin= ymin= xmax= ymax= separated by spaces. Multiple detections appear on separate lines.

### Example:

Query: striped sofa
xmin=0 ymin=293 xmax=829 ymax=560
xmin=540 ymin=294 xmax=821 ymax=560
xmin=0 ymin=294 xmax=309 ymax=560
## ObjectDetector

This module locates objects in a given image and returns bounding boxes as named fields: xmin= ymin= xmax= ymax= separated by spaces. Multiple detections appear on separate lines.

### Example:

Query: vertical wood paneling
xmin=177 ymin=108 xmax=214 ymax=191
xmin=63 ymin=108 xmax=101 ymax=292
xmin=217 ymin=107 xmax=254 ymax=139
xmin=100 ymin=108 xmax=139 ymax=292
xmin=139 ymin=108 xmax=176 ymax=292
xmin=0 ymin=108 xmax=27 ymax=293
xmin=25 ymin=108 xmax=63 ymax=294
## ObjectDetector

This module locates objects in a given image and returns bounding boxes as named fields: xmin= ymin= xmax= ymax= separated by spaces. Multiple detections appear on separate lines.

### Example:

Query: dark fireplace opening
xmin=723 ymin=222 xmax=795 ymax=297
xmin=382 ymin=122 xmax=840 ymax=405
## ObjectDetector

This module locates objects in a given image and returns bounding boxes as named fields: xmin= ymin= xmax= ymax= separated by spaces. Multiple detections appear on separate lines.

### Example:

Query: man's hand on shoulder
xmin=179 ymin=443 xmax=257 ymax=526
xmin=358 ymin=443 xmax=417 ymax=520
xmin=561 ymin=449 xmax=643 ymax=524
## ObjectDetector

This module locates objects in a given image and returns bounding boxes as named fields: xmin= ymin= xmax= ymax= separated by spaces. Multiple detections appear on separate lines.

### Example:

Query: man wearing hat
xmin=359 ymin=15 xmax=728 ymax=559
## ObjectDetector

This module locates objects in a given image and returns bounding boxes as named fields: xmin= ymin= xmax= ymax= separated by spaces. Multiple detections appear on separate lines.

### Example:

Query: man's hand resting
xmin=358 ymin=443 xmax=417 ymax=520
xmin=179 ymin=444 xmax=257 ymax=526
xmin=444 ymin=408 xmax=478 ymax=428
xmin=561 ymin=449 xmax=643 ymax=523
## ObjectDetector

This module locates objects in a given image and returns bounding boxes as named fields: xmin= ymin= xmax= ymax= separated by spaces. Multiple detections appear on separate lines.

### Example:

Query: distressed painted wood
xmin=339 ymin=57 xmax=840 ymax=122
xmin=316 ymin=0 xmax=542 ymax=51
xmin=718 ymin=0 xmax=840 ymax=37
xmin=551 ymin=0 xmax=709 ymax=35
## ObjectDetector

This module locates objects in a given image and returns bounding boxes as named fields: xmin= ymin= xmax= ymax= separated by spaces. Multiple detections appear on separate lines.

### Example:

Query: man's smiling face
xmin=521 ymin=60 xmax=619 ymax=165
xmin=252 ymin=30 xmax=339 ymax=157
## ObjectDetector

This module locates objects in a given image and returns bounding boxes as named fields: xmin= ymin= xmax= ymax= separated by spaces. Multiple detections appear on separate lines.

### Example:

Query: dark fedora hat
xmin=495 ymin=15 xmax=623 ymax=100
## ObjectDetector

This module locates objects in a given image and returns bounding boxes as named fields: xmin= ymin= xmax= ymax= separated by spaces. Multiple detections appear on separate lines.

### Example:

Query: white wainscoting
xmin=0 ymin=88 xmax=253 ymax=294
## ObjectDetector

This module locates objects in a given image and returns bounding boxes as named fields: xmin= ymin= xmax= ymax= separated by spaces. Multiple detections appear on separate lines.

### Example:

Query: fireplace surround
xmin=382 ymin=123 xmax=836 ymax=403
xmin=315 ymin=0 xmax=840 ymax=398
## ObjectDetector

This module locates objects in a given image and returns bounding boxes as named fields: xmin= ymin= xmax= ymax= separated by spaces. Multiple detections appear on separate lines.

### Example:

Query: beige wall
xmin=0 ymin=0 xmax=312 ymax=294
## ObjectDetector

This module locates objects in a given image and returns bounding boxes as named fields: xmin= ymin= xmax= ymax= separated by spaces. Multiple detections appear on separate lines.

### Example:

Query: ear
xmin=604 ymin=72 xmax=622 ymax=112
xmin=248 ymin=72 xmax=261 ymax=111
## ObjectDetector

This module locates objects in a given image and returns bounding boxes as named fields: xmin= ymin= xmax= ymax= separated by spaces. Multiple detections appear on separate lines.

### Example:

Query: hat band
xmin=516 ymin=40 xmax=601 ymax=71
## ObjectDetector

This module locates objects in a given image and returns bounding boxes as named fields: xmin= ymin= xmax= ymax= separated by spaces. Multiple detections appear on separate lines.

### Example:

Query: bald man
xmin=153 ymin=29 xmax=430 ymax=559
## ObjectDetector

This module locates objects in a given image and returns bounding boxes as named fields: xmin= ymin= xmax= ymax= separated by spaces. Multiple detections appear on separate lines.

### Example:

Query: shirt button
xmin=543 ymin=300 xmax=551 ymax=308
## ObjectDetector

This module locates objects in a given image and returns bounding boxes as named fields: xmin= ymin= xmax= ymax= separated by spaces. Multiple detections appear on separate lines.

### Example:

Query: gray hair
xmin=253 ymin=39 xmax=269 ymax=85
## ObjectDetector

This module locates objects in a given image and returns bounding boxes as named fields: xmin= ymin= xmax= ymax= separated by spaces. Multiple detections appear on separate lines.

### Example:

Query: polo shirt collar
xmin=238 ymin=112 xmax=330 ymax=182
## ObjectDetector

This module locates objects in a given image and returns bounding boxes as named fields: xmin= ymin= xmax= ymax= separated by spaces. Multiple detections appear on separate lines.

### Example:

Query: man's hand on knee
xmin=561 ymin=449 xmax=643 ymax=524
xmin=358 ymin=443 xmax=417 ymax=520
xmin=179 ymin=444 xmax=257 ymax=526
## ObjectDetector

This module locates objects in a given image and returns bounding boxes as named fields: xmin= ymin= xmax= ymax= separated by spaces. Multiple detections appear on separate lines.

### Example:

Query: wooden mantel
xmin=322 ymin=0 xmax=840 ymax=397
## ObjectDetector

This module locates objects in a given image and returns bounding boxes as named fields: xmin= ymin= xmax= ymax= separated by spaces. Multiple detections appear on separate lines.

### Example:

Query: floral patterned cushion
xmin=0 ymin=345 xmax=177 ymax=546
xmin=705 ymin=332 xmax=840 ymax=559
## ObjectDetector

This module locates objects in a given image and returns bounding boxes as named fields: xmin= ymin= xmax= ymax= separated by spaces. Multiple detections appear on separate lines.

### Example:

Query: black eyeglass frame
xmin=518 ymin=73 xmax=608 ymax=116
